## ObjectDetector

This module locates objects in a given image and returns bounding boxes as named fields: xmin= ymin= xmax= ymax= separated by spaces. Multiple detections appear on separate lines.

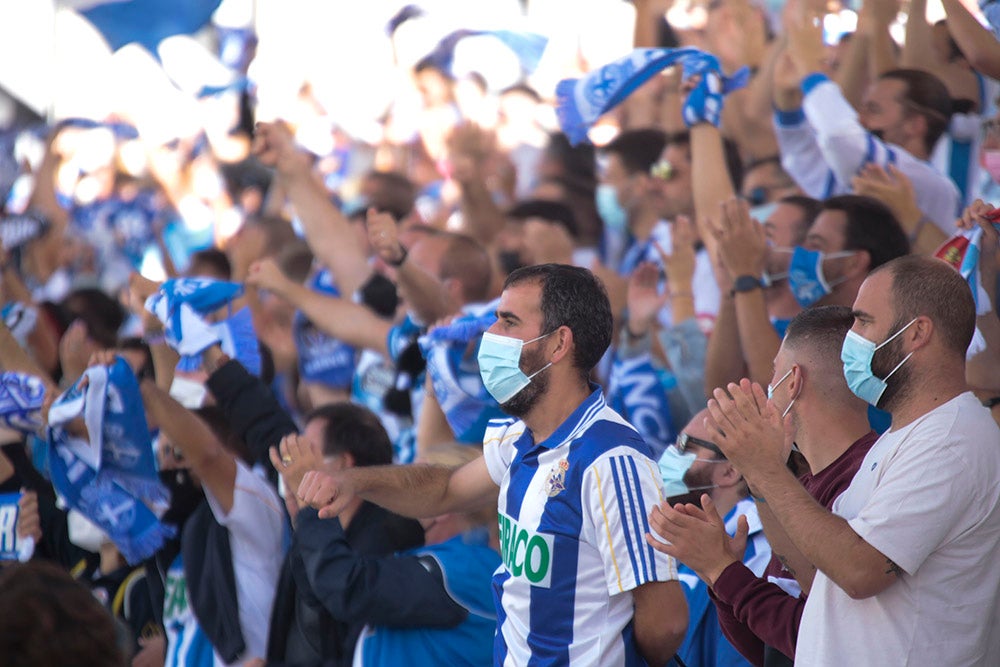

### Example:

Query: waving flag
xmin=556 ymin=48 xmax=750 ymax=145
xmin=0 ymin=372 xmax=47 ymax=433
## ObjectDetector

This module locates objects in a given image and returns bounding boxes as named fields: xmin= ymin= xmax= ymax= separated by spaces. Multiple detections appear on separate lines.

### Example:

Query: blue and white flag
xmin=146 ymin=278 xmax=244 ymax=357
xmin=47 ymin=357 xmax=174 ymax=564
xmin=418 ymin=307 xmax=506 ymax=444
xmin=0 ymin=372 xmax=47 ymax=434
xmin=2 ymin=303 xmax=39 ymax=347
xmin=556 ymin=48 xmax=750 ymax=145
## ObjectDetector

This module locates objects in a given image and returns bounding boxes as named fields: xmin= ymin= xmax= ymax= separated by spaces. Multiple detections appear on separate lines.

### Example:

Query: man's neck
xmin=888 ymin=370 xmax=967 ymax=431
xmin=629 ymin=208 xmax=660 ymax=242
xmin=796 ymin=405 xmax=872 ymax=474
xmin=523 ymin=381 xmax=592 ymax=444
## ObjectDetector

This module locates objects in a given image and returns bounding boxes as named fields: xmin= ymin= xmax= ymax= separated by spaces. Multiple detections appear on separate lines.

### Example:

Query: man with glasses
xmin=656 ymin=410 xmax=772 ymax=667
xmin=648 ymin=306 xmax=877 ymax=666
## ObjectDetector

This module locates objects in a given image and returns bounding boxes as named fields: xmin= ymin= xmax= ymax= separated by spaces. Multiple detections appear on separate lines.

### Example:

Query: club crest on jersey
xmin=543 ymin=459 xmax=569 ymax=497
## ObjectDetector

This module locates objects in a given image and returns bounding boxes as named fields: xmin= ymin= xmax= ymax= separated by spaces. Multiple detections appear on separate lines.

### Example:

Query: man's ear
xmin=549 ymin=325 xmax=574 ymax=366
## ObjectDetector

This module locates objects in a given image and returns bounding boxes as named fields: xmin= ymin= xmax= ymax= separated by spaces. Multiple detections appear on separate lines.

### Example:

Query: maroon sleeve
xmin=710 ymin=561 xmax=805 ymax=662
xmin=710 ymin=580 xmax=765 ymax=667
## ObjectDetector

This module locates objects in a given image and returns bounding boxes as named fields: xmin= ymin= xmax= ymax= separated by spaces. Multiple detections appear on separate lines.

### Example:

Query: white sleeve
xmin=582 ymin=449 xmax=677 ymax=595
xmin=482 ymin=419 xmax=523 ymax=486
xmin=802 ymin=76 xmax=960 ymax=233
xmin=204 ymin=461 xmax=285 ymax=554
xmin=774 ymin=109 xmax=836 ymax=199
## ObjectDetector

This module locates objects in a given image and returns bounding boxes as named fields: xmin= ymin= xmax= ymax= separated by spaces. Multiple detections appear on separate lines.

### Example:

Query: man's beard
xmin=500 ymin=345 xmax=549 ymax=418
xmin=870 ymin=324 xmax=912 ymax=412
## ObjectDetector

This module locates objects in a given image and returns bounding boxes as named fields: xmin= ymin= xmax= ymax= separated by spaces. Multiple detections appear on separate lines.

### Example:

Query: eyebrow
xmin=496 ymin=310 xmax=521 ymax=323
xmin=851 ymin=309 xmax=872 ymax=321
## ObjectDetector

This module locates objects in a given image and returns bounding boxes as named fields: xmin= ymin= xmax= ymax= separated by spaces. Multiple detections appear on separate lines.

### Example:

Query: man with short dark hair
xmin=299 ymin=264 xmax=689 ymax=667
xmin=690 ymin=256 xmax=1000 ymax=664
xmin=774 ymin=12 xmax=960 ymax=234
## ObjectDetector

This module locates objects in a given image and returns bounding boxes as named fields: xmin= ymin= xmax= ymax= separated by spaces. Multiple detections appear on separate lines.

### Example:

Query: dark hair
xmin=359 ymin=272 xmax=400 ymax=319
xmin=875 ymin=255 xmax=976 ymax=356
xmin=364 ymin=171 xmax=417 ymax=221
xmin=544 ymin=132 xmax=597 ymax=188
xmin=276 ymin=239 xmax=314 ymax=284
xmin=783 ymin=305 xmax=855 ymax=353
xmin=0 ymin=561 xmax=125 ymax=667
xmin=880 ymin=69 xmax=952 ymax=154
xmin=500 ymin=83 xmax=542 ymax=103
xmin=305 ymin=403 xmax=394 ymax=467
xmin=821 ymin=195 xmax=910 ymax=271
xmin=602 ymin=128 xmax=668 ymax=175
xmin=780 ymin=195 xmax=823 ymax=244
xmin=117 ymin=337 xmax=155 ymax=381
xmin=662 ymin=130 xmax=744 ymax=191
xmin=189 ymin=248 xmax=232 ymax=280
xmin=507 ymin=199 xmax=578 ymax=239
xmin=193 ymin=405 xmax=253 ymax=464
xmin=440 ymin=232 xmax=493 ymax=304
xmin=414 ymin=55 xmax=453 ymax=79
xmin=61 ymin=288 xmax=125 ymax=348
xmin=504 ymin=264 xmax=612 ymax=380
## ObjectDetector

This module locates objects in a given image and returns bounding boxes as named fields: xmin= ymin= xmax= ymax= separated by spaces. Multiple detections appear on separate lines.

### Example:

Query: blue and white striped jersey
xmin=483 ymin=386 xmax=678 ymax=666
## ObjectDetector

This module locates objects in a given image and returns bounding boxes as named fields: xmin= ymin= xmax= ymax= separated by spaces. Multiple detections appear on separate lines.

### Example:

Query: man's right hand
xmin=298 ymin=469 xmax=357 ymax=520
xmin=252 ymin=121 xmax=313 ymax=180
xmin=246 ymin=258 xmax=292 ymax=296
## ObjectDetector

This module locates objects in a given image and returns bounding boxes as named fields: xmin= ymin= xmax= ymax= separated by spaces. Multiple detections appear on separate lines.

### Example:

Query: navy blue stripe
xmin=619 ymin=456 xmax=651 ymax=584
xmin=864 ymin=133 xmax=875 ymax=165
xmin=610 ymin=456 xmax=642 ymax=587
xmin=886 ymin=147 xmax=897 ymax=165
xmin=627 ymin=455 xmax=659 ymax=581
xmin=822 ymin=170 xmax=836 ymax=199
xmin=950 ymin=139 xmax=973 ymax=204
xmin=492 ymin=570 xmax=510 ymax=666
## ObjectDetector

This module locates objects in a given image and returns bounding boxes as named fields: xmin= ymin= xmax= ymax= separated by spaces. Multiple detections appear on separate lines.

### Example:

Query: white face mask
xmin=67 ymin=509 xmax=111 ymax=553
xmin=169 ymin=375 xmax=207 ymax=408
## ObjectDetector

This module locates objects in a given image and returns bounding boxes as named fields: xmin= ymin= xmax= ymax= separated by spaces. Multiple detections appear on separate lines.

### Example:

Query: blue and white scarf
xmin=1 ymin=303 xmax=38 ymax=347
xmin=0 ymin=372 xmax=46 ymax=433
xmin=418 ymin=305 xmax=506 ymax=444
xmin=47 ymin=358 xmax=173 ymax=564
xmin=556 ymin=48 xmax=750 ymax=145
xmin=147 ymin=278 xmax=259 ymax=373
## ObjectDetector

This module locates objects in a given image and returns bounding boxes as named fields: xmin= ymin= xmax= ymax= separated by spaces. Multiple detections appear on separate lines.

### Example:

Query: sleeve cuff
xmin=774 ymin=107 xmax=806 ymax=127
xmin=801 ymin=72 xmax=830 ymax=97
xmin=712 ymin=561 xmax=761 ymax=604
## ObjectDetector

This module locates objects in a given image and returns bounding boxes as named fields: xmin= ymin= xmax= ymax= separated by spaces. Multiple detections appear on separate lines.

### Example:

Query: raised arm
xmin=246 ymin=257 xmax=392 ymax=356
xmin=941 ymin=0 xmax=1000 ymax=78
xmin=139 ymin=379 xmax=237 ymax=513
xmin=252 ymin=121 xmax=372 ymax=296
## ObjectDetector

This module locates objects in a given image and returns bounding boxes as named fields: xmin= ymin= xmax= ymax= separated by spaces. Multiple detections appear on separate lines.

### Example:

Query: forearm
xmin=351 ymin=464 xmax=470 ymax=519
xmin=834 ymin=31 xmax=870 ymax=110
xmin=967 ymin=314 xmax=1000 ymax=391
xmin=942 ymin=0 xmax=1000 ymax=77
xmin=753 ymin=465 xmax=887 ymax=599
xmin=711 ymin=561 xmax=804 ymax=661
xmin=0 ymin=264 xmax=34 ymax=308
xmin=396 ymin=261 xmax=456 ymax=325
xmin=285 ymin=175 xmax=371 ymax=296
xmin=704 ymin=298 xmax=746 ymax=395
xmin=753 ymin=497 xmax=816 ymax=595
xmin=148 ymin=342 xmax=178 ymax=392
xmin=0 ymin=321 xmax=54 ymax=387
xmin=902 ymin=0 xmax=936 ymax=72
xmin=734 ymin=291 xmax=782 ymax=387
xmin=278 ymin=280 xmax=390 ymax=355
xmin=868 ymin=23 xmax=899 ymax=80
xmin=660 ymin=317 xmax=709 ymax=416
xmin=691 ymin=124 xmax=734 ymax=258
xmin=458 ymin=176 xmax=506 ymax=247
xmin=205 ymin=353 xmax=298 ymax=464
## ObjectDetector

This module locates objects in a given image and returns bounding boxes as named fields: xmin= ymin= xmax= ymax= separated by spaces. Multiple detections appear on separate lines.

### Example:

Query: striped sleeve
xmin=482 ymin=418 xmax=521 ymax=486
xmin=583 ymin=450 xmax=678 ymax=595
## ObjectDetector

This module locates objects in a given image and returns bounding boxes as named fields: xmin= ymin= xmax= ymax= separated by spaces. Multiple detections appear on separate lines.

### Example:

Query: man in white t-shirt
xmin=694 ymin=255 xmax=1000 ymax=666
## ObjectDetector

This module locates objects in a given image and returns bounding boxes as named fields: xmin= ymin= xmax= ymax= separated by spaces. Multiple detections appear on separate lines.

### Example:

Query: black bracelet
xmin=387 ymin=244 xmax=408 ymax=268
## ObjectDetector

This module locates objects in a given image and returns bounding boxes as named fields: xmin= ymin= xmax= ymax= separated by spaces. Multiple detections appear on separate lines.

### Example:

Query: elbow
xmin=637 ymin=617 xmax=688 ymax=667
xmin=838 ymin=571 xmax=889 ymax=600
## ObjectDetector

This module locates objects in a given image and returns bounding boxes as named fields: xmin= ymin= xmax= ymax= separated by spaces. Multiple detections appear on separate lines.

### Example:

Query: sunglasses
xmin=649 ymin=159 xmax=677 ymax=181
xmin=675 ymin=432 xmax=724 ymax=457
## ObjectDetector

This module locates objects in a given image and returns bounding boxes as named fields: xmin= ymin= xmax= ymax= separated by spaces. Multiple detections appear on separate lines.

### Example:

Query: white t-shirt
xmin=204 ymin=461 xmax=285 ymax=664
xmin=796 ymin=392 xmax=1000 ymax=666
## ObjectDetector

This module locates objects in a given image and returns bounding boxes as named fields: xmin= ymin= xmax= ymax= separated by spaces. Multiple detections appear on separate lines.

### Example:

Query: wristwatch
xmin=730 ymin=275 xmax=763 ymax=297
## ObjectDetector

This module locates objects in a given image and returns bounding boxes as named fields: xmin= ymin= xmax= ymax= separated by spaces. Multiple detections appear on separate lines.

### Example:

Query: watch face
xmin=734 ymin=276 xmax=761 ymax=292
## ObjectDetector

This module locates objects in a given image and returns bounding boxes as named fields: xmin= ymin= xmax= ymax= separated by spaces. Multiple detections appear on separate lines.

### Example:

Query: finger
xmin=701 ymin=494 xmax=724 ymax=526
xmin=268 ymin=445 xmax=283 ymax=471
xmin=733 ymin=514 xmax=750 ymax=553
xmin=645 ymin=532 xmax=679 ymax=557
xmin=728 ymin=380 xmax=763 ymax=419
xmin=704 ymin=400 xmax=732 ymax=442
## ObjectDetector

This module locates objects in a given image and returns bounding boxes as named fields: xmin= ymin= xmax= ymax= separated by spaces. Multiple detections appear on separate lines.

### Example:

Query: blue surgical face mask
xmin=596 ymin=183 xmax=627 ymax=234
xmin=787 ymin=246 xmax=856 ymax=308
xmin=749 ymin=201 xmax=779 ymax=225
xmin=658 ymin=444 xmax=727 ymax=498
xmin=767 ymin=367 xmax=796 ymax=418
xmin=840 ymin=318 xmax=917 ymax=407
xmin=478 ymin=330 xmax=553 ymax=404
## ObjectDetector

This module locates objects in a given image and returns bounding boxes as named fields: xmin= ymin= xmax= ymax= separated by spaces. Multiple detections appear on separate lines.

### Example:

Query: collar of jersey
xmin=532 ymin=383 xmax=605 ymax=450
